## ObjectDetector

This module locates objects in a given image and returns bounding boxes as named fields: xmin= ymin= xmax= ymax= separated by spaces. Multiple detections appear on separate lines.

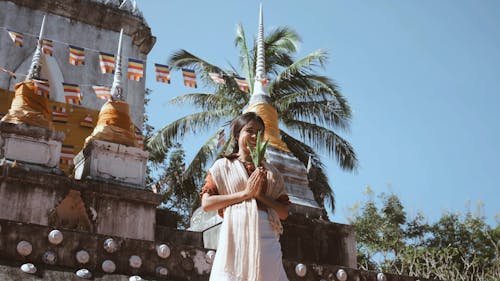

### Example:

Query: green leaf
xmin=247 ymin=131 xmax=269 ymax=167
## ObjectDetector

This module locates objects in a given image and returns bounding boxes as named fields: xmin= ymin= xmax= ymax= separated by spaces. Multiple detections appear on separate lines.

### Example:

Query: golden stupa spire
xmin=85 ymin=28 xmax=136 ymax=148
xmin=1 ymin=15 xmax=52 ymax=130
xmin=245 ymin=4 xmax=289 ymax=152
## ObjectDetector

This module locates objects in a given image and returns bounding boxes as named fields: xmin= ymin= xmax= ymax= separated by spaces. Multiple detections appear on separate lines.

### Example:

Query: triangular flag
xmin=155 ymin=63 xmax=170 ymax=84
xmin=92 ymin=85 xmax=111 ymax=101
xmin=98 ymin=52 xmax=115 ymax=74
xmin=68 ymin=45 xmax=85 ymax=65
xmin=62 ymin=82 xmax=82 ymax=105
xmin=128 ymin=58 xmax=145 ymax=81
xmin=7 ymin=29 xmax=23 ymax=47
xmin=0 ymin=67 xmax=16 ymax=78
xmin=234 ymin=76 xmax=249 ymax=93
xmin=42 ymin=39 xmax=54 ymax=56
xmin=182 ymin=68 xmax=197 ymax=88
xmin=80 ymin=114 xmax=94 ymax=128
xmin=32 ymin=79 xmax=50 ymax=98
xmin=209 ymin=72 xmax=225 ymax=84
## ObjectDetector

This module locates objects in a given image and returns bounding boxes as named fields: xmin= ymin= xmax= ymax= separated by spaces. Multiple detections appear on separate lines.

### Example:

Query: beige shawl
xmin=210 ymin=158 xmax=286 ymax=281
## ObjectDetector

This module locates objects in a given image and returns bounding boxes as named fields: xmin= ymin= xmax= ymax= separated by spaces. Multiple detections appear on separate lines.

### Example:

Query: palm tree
xmin=146 ymin=24 xmax=357 ymax=213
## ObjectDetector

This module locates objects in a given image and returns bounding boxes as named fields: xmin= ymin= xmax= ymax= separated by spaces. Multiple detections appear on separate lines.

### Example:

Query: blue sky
xmin=140 ymin=1 xmax=500 ymax=225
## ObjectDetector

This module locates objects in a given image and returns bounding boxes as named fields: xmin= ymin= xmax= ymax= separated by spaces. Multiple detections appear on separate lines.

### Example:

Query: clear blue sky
xmin=140 ymin=1 xmax=500 ymax=225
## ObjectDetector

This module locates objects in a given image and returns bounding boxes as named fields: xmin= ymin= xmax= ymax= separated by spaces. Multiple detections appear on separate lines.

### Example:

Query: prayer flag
xmin=7 ymin=29 xmax=23 ymax=47
xmin=62 ymin=82 xmax=82 ymax=105
xmin=32 ymin=79 xmax=50 ymax=98
xmin=60 ymin=144 xmax=75 ymax=165
xmin=155 ymin=63 xmax=170 ymax=84
xmin=42 ymin=39 xmax=53 ymax=56
xmin=127 ymin=58 xmax=145 ymax=81
xmin=209 ymin=72 xmax=225 ymax=84
xmin=98 ymin=52 xmax=115 ymax=74
xmin=80 ymin=114 xmax=94 ymax=128
xmin=68 ymin=45 xmax=85 ymax=65
xmin=182 ymin=68 xmax=197 ymax=88
xmin=52 ymin=106 xmax=68 ymax=124
xmin=92 ymin=85 xmax=112 ymax=101
xmin=234 ymin=76 xmax=249 ymax=93
xmin=0 ymin=67 xmax=16 ymax=78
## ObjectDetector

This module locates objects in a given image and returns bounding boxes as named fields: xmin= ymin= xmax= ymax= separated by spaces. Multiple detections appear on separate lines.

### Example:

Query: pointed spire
xmin=111 ymin=28 xmax=124 ymax=101
xmin=26 ymin=15 xmax=46 ymax=81
xmin=250 ymin=3 xmax=270 ymax=101
xmin=255 ymin=3 xmax=266 ymax=83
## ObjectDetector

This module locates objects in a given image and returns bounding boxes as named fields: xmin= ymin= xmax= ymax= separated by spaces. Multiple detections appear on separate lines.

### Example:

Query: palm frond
xmin=272 ymin=73 xmax=351 ymax=117
xmin=235 ymin=23 xmax=253 ymax=93
xmin=275 ymin=49 xmax=328 ymax=81
xmin=265 ymin=26 xmax=301 ymax=54
xmin=283 ymin=119 xmax=358 ymax=171
xmin=280 ymin=130 xmax=335 ymax=214
xmin=183 ymin=128 xmax=224 ymax=181
xmin=170 ymin=93 xmax=232 ymax=112
xmin=281 ymin=100 xmax=351 ymax=130
xmin=146 ymin=110 xmax=231 ymax=163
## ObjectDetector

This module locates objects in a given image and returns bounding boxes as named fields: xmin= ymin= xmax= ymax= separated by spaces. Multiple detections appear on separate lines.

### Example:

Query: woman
xmin=201 ymin=112 xmax=290 ymax=281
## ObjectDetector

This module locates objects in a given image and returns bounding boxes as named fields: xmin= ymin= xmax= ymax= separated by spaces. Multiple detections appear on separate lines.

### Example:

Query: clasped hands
xmin=243 ymin=167 xmax=267 ymax=200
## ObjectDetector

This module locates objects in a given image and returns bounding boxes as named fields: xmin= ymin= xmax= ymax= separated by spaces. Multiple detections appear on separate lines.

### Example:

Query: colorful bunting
xmin=0 ymin=67 xmax=16 ymax=78
xmin=80 ymin=114 xmax=94 ymax=128
xmin=155 ymin=63 xmax=170 ymax=84
xmin=52 ymin=106 xmax=68 ymax=124
xmin=98 ymin=52 xmax=115 ymax=74
xmin=7 ymin=29 xmax=23 ymax=47
xmin=182 ymin=68 xmax=197 ymax=88
xmin=32 ymin=79 xmax=50 ymax=98
xmin=92 ymin=85 xmax=111 ymax=101
xmin=62 ymin=82 xmax=82 ymax=105
xmin=234 ymin=76 xmax=249 ymax=92
xmin=127 ymin=58 xmax=145 ymax=81
xmin=209 ymin=72 xmax=225 ymax=84
xmin=42 ymin=39 xmax=54 ymax=56
xmin=60 ymin=144 xmax=75 ymax=165
xmin=68 ymin=45 xmax=85 ymax=65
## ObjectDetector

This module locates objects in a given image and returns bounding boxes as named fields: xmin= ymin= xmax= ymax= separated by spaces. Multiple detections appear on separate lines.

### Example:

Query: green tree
xmin=143 ymin=89 xmax=200 ymax=228
xmin=159 ymin=143 xmax=201 ymax=228
xmin=348 ymin=188 xmax=500 ymax=280
xmin=147 ymin=25 xmax=357 ymax=213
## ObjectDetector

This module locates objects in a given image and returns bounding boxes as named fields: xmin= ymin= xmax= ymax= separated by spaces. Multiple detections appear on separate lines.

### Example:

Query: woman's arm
xmin=256 ymin=193 xmax=289 ymax=220
xmin=201 ymin=191 xmax=250 ymax=212
xmin=201 ymin=169 xmax=265 ymax=212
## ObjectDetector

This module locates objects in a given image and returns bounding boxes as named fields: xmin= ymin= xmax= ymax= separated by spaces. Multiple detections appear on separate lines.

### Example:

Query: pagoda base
xmin=73 ymin=139 xmax=148 ymax=187
xmin=0 ymin=121 xmax=64 ymax=169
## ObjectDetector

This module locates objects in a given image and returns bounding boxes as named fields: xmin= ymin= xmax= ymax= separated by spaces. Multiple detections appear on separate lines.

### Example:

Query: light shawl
xmin=209 ymin=158 xmax=286 ymax=281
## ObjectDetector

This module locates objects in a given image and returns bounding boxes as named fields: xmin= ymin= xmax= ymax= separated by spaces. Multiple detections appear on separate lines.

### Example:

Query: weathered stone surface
xmin=73 ymin=140 xmax=149 ymax=187
xmin=0 ymin=121 xmax=64 ymax=168
xmin=281 ymin=215 xmax=357 ymax=268
xmin=0 ymin=163 xmax=161 ymax=240
xmin=266 ymin=146 xmax=323 ymax=218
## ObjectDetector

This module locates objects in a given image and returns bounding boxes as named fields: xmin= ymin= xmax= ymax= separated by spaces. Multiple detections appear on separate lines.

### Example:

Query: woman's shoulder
xmin=212 ymin=156 xmax=237 ymax=168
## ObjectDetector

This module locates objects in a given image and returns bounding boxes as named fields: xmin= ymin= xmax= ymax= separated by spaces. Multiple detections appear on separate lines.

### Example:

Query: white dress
xmin=208 ymin=158 xmax=289 ymax=281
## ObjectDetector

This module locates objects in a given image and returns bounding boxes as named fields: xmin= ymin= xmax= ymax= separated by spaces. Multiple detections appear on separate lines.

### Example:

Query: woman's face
xmin=237 ymin=120 xmax=264 ymax=156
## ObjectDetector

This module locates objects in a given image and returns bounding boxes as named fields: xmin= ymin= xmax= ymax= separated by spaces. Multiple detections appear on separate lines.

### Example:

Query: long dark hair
xmin=226 ymin=112 xmax=265 ymax=157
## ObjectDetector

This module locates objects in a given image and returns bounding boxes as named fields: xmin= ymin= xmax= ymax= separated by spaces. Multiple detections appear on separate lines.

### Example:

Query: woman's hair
xmin=227 ymin=112 xmax=265 ymax=156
